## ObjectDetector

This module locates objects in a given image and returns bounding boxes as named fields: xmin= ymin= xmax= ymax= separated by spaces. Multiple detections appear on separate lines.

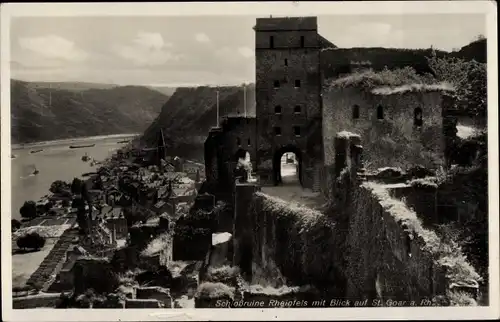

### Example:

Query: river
xmin=10 ymin=134 xmax=139 ymax=221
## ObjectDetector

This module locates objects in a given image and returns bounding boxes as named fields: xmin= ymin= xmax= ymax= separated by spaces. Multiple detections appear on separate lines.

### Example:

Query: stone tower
xmin=254 ymin=16 xmax=323 ymax=188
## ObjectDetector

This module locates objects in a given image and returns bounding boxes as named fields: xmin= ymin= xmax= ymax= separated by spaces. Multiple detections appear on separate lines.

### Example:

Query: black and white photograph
xmin=1 ymin=2 xmax=498 ymax=321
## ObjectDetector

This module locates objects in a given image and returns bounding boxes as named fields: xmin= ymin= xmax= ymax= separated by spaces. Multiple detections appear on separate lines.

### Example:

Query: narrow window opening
xmin=353 ymin=104 xmax=360 ymax=119
xmin=270 ymin=36 xmax=274 ymax=49
xmin=237 ymin=137 xmax=241 ymax=146
xmin=274 ymin=80 xmax=280 ymax=88
xmin=300 ymin=36 xmax=305 ymax=48
xmin=294 ymin=80 xmax=301 ymax=88
xmin=274 ymin=105 xmax=282 ymax=114
xmin=294 ymin=126 xmax=301 ymax=137
xmin=284 ymin=59 xmax=288 ymax=66
xmin=294 ymin=105 xmax=301 ymax=114
xmin=377 ymin=105 xmax=384 ymax=120
xmin=414 ymin=107 xmax=423 ymax=127
xmin=274 ymin=127 xmax=282 ymax=136
xmin=247 ymin=139 xmax=251 ymax=146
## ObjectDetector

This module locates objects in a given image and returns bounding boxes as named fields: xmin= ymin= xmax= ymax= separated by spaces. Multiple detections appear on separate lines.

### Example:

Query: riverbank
xmin=11 ymin=133 xmax=140 ymax=151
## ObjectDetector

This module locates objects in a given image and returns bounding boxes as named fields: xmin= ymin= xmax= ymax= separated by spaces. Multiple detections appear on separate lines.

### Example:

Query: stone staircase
xmin=26 ymin=228 xmax=79 ymax=291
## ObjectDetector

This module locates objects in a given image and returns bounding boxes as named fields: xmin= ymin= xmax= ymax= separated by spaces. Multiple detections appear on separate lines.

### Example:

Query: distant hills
xmin=10 ymin=80 xmax=173 ymax=144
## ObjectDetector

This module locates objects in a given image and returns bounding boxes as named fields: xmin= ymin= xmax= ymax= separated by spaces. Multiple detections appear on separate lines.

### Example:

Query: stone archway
xmin=272 ymin=145 xmax=303 ymax=186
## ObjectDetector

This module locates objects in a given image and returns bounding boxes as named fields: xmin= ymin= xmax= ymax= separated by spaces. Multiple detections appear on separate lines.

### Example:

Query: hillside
xmin=142 ymin=85 xmax=256 ymax=161
xmin=10 ymin=80 xmax=170 ymax=144
xmin=25 ymin=81 xmax=118 ymax=92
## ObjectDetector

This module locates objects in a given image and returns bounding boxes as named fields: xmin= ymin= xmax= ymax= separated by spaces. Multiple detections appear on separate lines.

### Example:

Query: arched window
xmin=352 ymin=104 xmax=360 ymax=119
xmin=414 ymin=107 xmax=423 ymax=127
xmin=377 ymin=105 xmax=384 ymax=120
xmin=274 ymin=105 xmax=282 ymax=114
xmin=237 ymin=137 xmax=241 ymax=146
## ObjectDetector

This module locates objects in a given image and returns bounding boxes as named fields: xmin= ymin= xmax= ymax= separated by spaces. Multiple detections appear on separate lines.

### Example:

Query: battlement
xmin=254 ymin=16 xmax=317 ymax=31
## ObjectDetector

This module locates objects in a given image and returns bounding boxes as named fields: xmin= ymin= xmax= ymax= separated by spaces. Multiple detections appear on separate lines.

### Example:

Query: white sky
xmin=10 ymin=14 xmax=486 ymax=86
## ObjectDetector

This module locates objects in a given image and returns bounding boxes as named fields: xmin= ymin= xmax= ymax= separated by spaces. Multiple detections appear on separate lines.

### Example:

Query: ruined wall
xmin=234 ymin=133 xmax=480 ymax=305
xmin=221 ymin=117 xmax=258 ymax=167
xmin=345 ymin=181 xmax=480 ymax=303
xmin=322 ymin=86 xmax=447 ymax=171
xmin=13 ymin=294 xmax=61 ymax=309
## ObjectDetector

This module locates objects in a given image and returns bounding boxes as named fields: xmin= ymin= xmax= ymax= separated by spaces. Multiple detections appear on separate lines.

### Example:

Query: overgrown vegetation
xmin=204 ymin=265 xmax=240 ymax=286
xmin=327 ymin=66 xmax=439 ymax=91
xmin=141 ymin=233 xmax=172 ymax=257
xmin=195 ymin=282 xmax=235 ymax=300
xmin=427 ymin=53 xmax=487 ymax=119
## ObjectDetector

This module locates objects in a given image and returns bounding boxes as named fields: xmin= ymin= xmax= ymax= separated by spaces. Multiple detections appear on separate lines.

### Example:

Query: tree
xmin=71 ymin=178 xmax=83 ymax=195
xmin=427 ymin=55 xmax=487 ymax=120
xmin=61 ymin=199 xmax=70 ymax=208
xmin=49 ymin=180 xmax=69 ymax=194
xmin=11 ymin=219 xmax=21 ymax=232
xmin=16 ymin=232 xmax=46 ymax=251
xmin=20 ymin=201 xmax=37 ymax=219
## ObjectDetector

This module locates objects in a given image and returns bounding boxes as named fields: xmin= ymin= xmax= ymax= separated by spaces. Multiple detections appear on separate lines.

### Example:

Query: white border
xmin=1 ymin=1 xmax=498 ymax=321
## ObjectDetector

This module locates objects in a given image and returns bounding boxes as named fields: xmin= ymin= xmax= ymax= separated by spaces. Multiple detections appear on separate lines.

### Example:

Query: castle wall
xmin=221 ymin=117 xmax=258 ymax=167
xmin=231 ymin=132 xmax=480 ymax=304
xmin=322 ymin=86 xmax=447 ymax=171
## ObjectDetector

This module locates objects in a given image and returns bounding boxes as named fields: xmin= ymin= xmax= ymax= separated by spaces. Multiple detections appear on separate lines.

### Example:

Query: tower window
xmin=274 ymin=80 xmax=280 ymax=88
xmin=274 ymin=105 xmax=282 ymax=114
xmin=414 ymin=107 xmax=423 ymax=127
xmin=237 ymin=137 xmax=241 ymax=146
xmin=353 ymin=104 xmax=360 ymax=119
xmin=294 ymin=126 xmax=301 ymax=136
xmin=377 ymin=105 xmax=384 ymax=120
xmin=294 ymin=80 xmax=301 ymax=88
xmin=274 ymin=127 xmax=281 ymax=136
xmin=270 ymin=36 xmax=274 ymax=49
xmin=300 ymin=36 xmax=305 ymax=48
xmin=247 ymin=139 xmax=251 ymax=146
xmin=284 ymin=59 xmax=288 ymax=66
xmin=294 ymin=105 xmax=301 ymax=114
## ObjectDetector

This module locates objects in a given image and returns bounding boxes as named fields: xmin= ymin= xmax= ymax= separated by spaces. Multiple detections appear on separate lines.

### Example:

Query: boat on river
xmin=117 ymin=140 xmax=130 ymax=144
xmin=30 ymin=149 xmax=43 ymax=154
xmin=70 ymin=144 xmax=95 ymax=149
xmin=81 ymin=153 xmax=91 ymax=162
xmin=32 ymin=166 xmax=39 ymax=175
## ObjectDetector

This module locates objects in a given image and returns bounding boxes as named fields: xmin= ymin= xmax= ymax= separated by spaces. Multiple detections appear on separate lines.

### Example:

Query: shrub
xmin=49 ymin=180 xmax=70 ymax=194
xmin=16 ymin=232 xmax=46 ymax=250
xmin=19 ymin=201 xmax=37 ymax=219
xmin=11 ymin=219 xmax=22 ymax=232
xmin=205 ymin=266 xmax=240 ymax=285
xmin=195 ymin=282 xmax=235 ymax=300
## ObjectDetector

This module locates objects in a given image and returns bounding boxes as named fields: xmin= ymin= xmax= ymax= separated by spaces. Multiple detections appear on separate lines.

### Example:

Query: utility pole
xmin=216 ymin=87 xmax=220 ymax=127
xmin=243 ymin=83 xmax=247 ymax=118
